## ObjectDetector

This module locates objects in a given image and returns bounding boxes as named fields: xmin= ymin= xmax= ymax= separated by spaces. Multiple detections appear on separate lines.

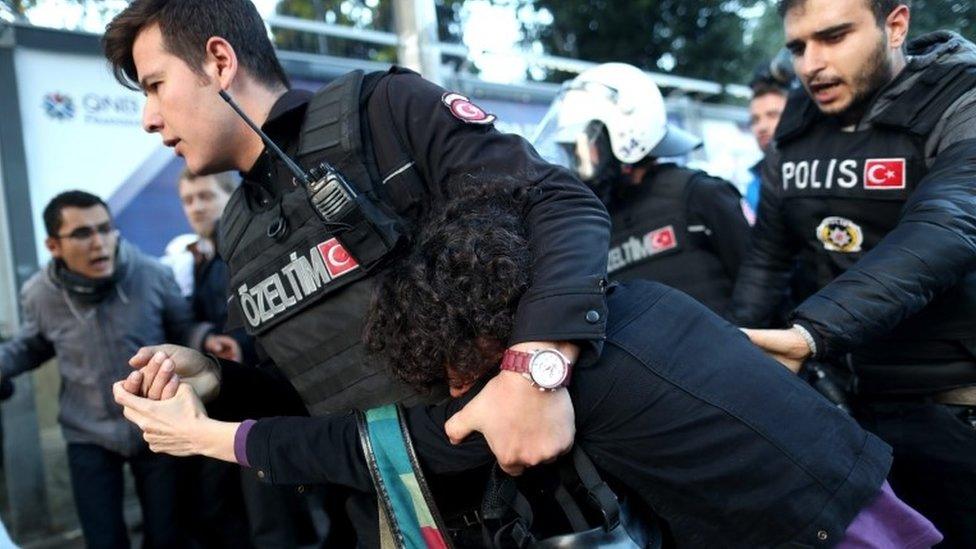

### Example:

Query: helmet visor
xmin=533 ymin=99 xmax=613 ymax=182
xmin=535 ymin=118 xmax=611 ymax=182
xmin=531 ymin=91 xmax=585 ymax=164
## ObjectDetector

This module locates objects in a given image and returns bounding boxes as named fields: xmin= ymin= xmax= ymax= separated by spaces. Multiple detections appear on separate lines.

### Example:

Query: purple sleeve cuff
xmin=234 ymin=419 xmax=257 ymax=467
xmin=838 ymin=481 xmax=943 ymax=549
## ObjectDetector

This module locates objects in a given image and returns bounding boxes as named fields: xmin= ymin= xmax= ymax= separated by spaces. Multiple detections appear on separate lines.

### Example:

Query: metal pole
xmin=0 ymin=24 xmax=51 ymax=539
xmin=391 ymin=0 xmax=442 ymax=85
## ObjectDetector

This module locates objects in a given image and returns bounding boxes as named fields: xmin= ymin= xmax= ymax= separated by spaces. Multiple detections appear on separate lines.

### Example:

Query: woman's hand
xmin=112 ymin=379 xmax=239 ymax=462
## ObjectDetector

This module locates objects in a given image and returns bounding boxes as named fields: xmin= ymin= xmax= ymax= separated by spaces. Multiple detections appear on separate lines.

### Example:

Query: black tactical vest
xmin=774 ymin=62 xmax=976 ymax=393
xmin=220 ymin=70 xmax=436 ymax=415
xmin=607 ymin=165 xmax=732 ymax=315
xmin=776 ymin=118 xmax=925 ymax=284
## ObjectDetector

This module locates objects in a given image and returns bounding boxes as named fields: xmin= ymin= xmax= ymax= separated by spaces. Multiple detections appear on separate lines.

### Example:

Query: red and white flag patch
xmin=317 ymin=238 xmax=359 ymax=278
xmin=864 ymin=158 xmax=906 ymax=190
xmin=441 ymin=92 xmax=496 ymax=125
xmin=644 ymin=225 xmax=677 ymax=253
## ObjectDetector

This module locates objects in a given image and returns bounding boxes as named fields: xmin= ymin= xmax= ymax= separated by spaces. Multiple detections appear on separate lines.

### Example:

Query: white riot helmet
xmin=533 ymin=63 xmax=701 ymax=183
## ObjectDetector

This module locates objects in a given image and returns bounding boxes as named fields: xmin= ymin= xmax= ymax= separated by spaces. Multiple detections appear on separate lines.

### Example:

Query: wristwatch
xmin=500 ymin=348 xmax=572 ymax=391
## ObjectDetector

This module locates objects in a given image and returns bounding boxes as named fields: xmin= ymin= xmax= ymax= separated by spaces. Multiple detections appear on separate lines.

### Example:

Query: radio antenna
xmin=219 ymin=90 xmax=310 ymax=187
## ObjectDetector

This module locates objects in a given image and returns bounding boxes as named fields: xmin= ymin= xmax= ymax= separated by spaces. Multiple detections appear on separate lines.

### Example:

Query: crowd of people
xmin=0 ymin=0 xmax=973 ymax=547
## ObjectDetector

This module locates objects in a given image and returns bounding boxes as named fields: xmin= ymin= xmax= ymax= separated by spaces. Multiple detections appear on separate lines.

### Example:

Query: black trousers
xmin=66 ymin=443 xmax=186 ymax=549
xmin=176 ymin=456 xmax=253 ymax=549
xmin=855 ymin=402 xmax=976 ymax=549
xmin=239 ymin=470 xmax=322 ymax=548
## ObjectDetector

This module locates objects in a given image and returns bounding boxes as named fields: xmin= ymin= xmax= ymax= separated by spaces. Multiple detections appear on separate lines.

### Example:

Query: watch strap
xmin=500 ymin=348 xmax=573 ymax=390
xmin=499 ymin=349 xmax=533 ymax=374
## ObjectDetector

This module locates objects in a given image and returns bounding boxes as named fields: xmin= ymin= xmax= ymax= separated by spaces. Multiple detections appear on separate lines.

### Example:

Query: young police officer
xmin=730 ymin=1 xmax=976 ymax=545
xmin=103 ymin=1 xmax=609 ymax=544
xmin=534 ymin=63 xmax=750 ymax=316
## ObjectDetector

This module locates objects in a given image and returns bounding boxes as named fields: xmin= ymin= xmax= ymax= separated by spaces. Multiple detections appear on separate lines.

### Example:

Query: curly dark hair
xmin=364 ymin=182 xmax=531 ymax=391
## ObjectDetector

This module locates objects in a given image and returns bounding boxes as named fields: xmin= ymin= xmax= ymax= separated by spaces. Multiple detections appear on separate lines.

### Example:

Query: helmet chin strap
xmin=587 ymin=159 xmax=622 ymax=207
xmin=574 ymin=133 xmax=597 ymax=181
xmin=573 ymin=125 xmax=623 ymax=206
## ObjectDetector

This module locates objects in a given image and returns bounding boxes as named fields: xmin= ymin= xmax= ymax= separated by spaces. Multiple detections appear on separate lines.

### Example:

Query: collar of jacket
xmin=863 ymin=31 xmax=976 ymax=126
xmin=240 ymin=88 xmax=315 ymax=197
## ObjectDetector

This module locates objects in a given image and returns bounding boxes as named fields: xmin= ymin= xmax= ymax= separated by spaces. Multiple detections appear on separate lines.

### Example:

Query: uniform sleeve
xmin=158 ymin=266 xmax=212 ymax=351
xmin=792 ymin=137 xmax=976 ymax=358
xmin=0 ymin=287 xmax=56 ymax=380
xmin=685 ymin=175 xmax=751 ymax=280
xmin=729 ymin=154 xmax=802 ymax=327
xmin=376 ymin=71 xmax=611 ymax=349
xmin=244 ymin=388 xmax=491 ymax=489
xmin=928 ymin=89 xmax=976 ymax=158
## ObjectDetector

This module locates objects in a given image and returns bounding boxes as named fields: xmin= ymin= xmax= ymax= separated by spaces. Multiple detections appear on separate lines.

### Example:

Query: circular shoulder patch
xmin=441 ymin=92 xmax=497 ymax=125
xmin=816 ymin=216 xmax=863 ymax=253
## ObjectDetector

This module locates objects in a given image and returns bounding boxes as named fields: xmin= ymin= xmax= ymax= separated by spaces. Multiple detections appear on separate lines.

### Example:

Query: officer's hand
xmin=741 ymin=328 xmax=810 ymax=373
xmin=127 ymin=344 xmax=221 ymax=402
xmin=204 ymin=335 xmax=242 ymax=363
xmin=446 ymin=342 xmax=577 ymax=476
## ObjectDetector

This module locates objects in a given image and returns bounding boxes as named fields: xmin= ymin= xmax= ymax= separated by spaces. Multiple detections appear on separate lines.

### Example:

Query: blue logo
xmin=43 ymin=92 xmax=75 ymax=120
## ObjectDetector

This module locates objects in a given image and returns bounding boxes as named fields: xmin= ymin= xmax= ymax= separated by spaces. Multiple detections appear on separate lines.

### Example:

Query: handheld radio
xmin=219 ymin=89 xmax=404 ymax=267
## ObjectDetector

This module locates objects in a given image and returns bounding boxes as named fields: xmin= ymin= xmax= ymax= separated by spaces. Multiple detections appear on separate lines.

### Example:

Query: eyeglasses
xmin=56 ymin=222 xmax=118 ymax=242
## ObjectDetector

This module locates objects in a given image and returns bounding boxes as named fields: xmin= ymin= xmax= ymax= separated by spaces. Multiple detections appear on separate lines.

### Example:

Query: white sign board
xmin=14 ymin=48 xmax=171 ymax=260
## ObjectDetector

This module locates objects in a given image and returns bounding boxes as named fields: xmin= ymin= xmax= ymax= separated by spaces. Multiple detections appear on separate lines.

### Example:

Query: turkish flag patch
xmin=644 ymin=225 xmax=678 ymax=253
xmin=863 ymin=158 xmax=906 ymax=190
xmin=441 ymin=92 xmax=496 ymax=125
xmin=317 ymin=238 xmax=359 ymax=278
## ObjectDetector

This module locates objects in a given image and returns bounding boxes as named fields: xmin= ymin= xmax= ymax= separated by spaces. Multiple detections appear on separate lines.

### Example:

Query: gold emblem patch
xmin=816 ymin=216 xmax=863 ymax=253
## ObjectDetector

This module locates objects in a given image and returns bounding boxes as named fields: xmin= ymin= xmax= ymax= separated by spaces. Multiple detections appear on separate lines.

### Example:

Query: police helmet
xmin=533 ymin=63 xmax=701 ymax=185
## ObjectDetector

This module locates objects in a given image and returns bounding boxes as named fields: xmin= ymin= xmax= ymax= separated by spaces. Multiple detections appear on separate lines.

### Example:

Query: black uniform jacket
xmin=239 ymin=282 xmax=891 ymax=549
xmin=732 ymin=33 xmax=976 ymax=365
xmin=607 ymin=165 xmax=750 ymax=316
xmin=661 ymin=168 xmax=750 ymax=281
xmin=231 ymin=68 xmax=610 ymax=355
xmin=208 ymin=68 xmax=612 ymax=544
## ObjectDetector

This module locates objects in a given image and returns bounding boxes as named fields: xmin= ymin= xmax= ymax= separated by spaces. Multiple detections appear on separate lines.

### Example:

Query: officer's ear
xmin=204 ymin=36 xmax=239 ymax=92
xmin=884 ymin=5 xmax=910 ymax=50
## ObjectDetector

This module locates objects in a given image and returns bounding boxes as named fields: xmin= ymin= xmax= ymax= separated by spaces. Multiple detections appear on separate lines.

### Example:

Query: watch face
xmin=529 ymin=350 xmax=568 ymax=389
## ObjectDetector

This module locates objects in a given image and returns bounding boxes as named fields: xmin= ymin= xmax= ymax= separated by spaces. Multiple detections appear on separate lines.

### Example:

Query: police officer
xmin=534 ymin=63 xmax=750 ymax=316
xmin=746 ymin=53 xmax=792 ymax=213
xmin=731 ymin=1 xmax=976 ymax=545
xmin=103 ymin=0 xmax=609 ymax=544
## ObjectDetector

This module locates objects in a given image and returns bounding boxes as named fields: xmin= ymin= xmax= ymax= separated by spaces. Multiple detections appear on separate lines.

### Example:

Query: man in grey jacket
xmin=0 ymin=190 xmax=237 ymax=548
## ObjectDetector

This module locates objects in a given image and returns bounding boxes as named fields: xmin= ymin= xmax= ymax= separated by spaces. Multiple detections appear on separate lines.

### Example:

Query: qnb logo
xmin=43 ymin=92 xmax=75 ymax=120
